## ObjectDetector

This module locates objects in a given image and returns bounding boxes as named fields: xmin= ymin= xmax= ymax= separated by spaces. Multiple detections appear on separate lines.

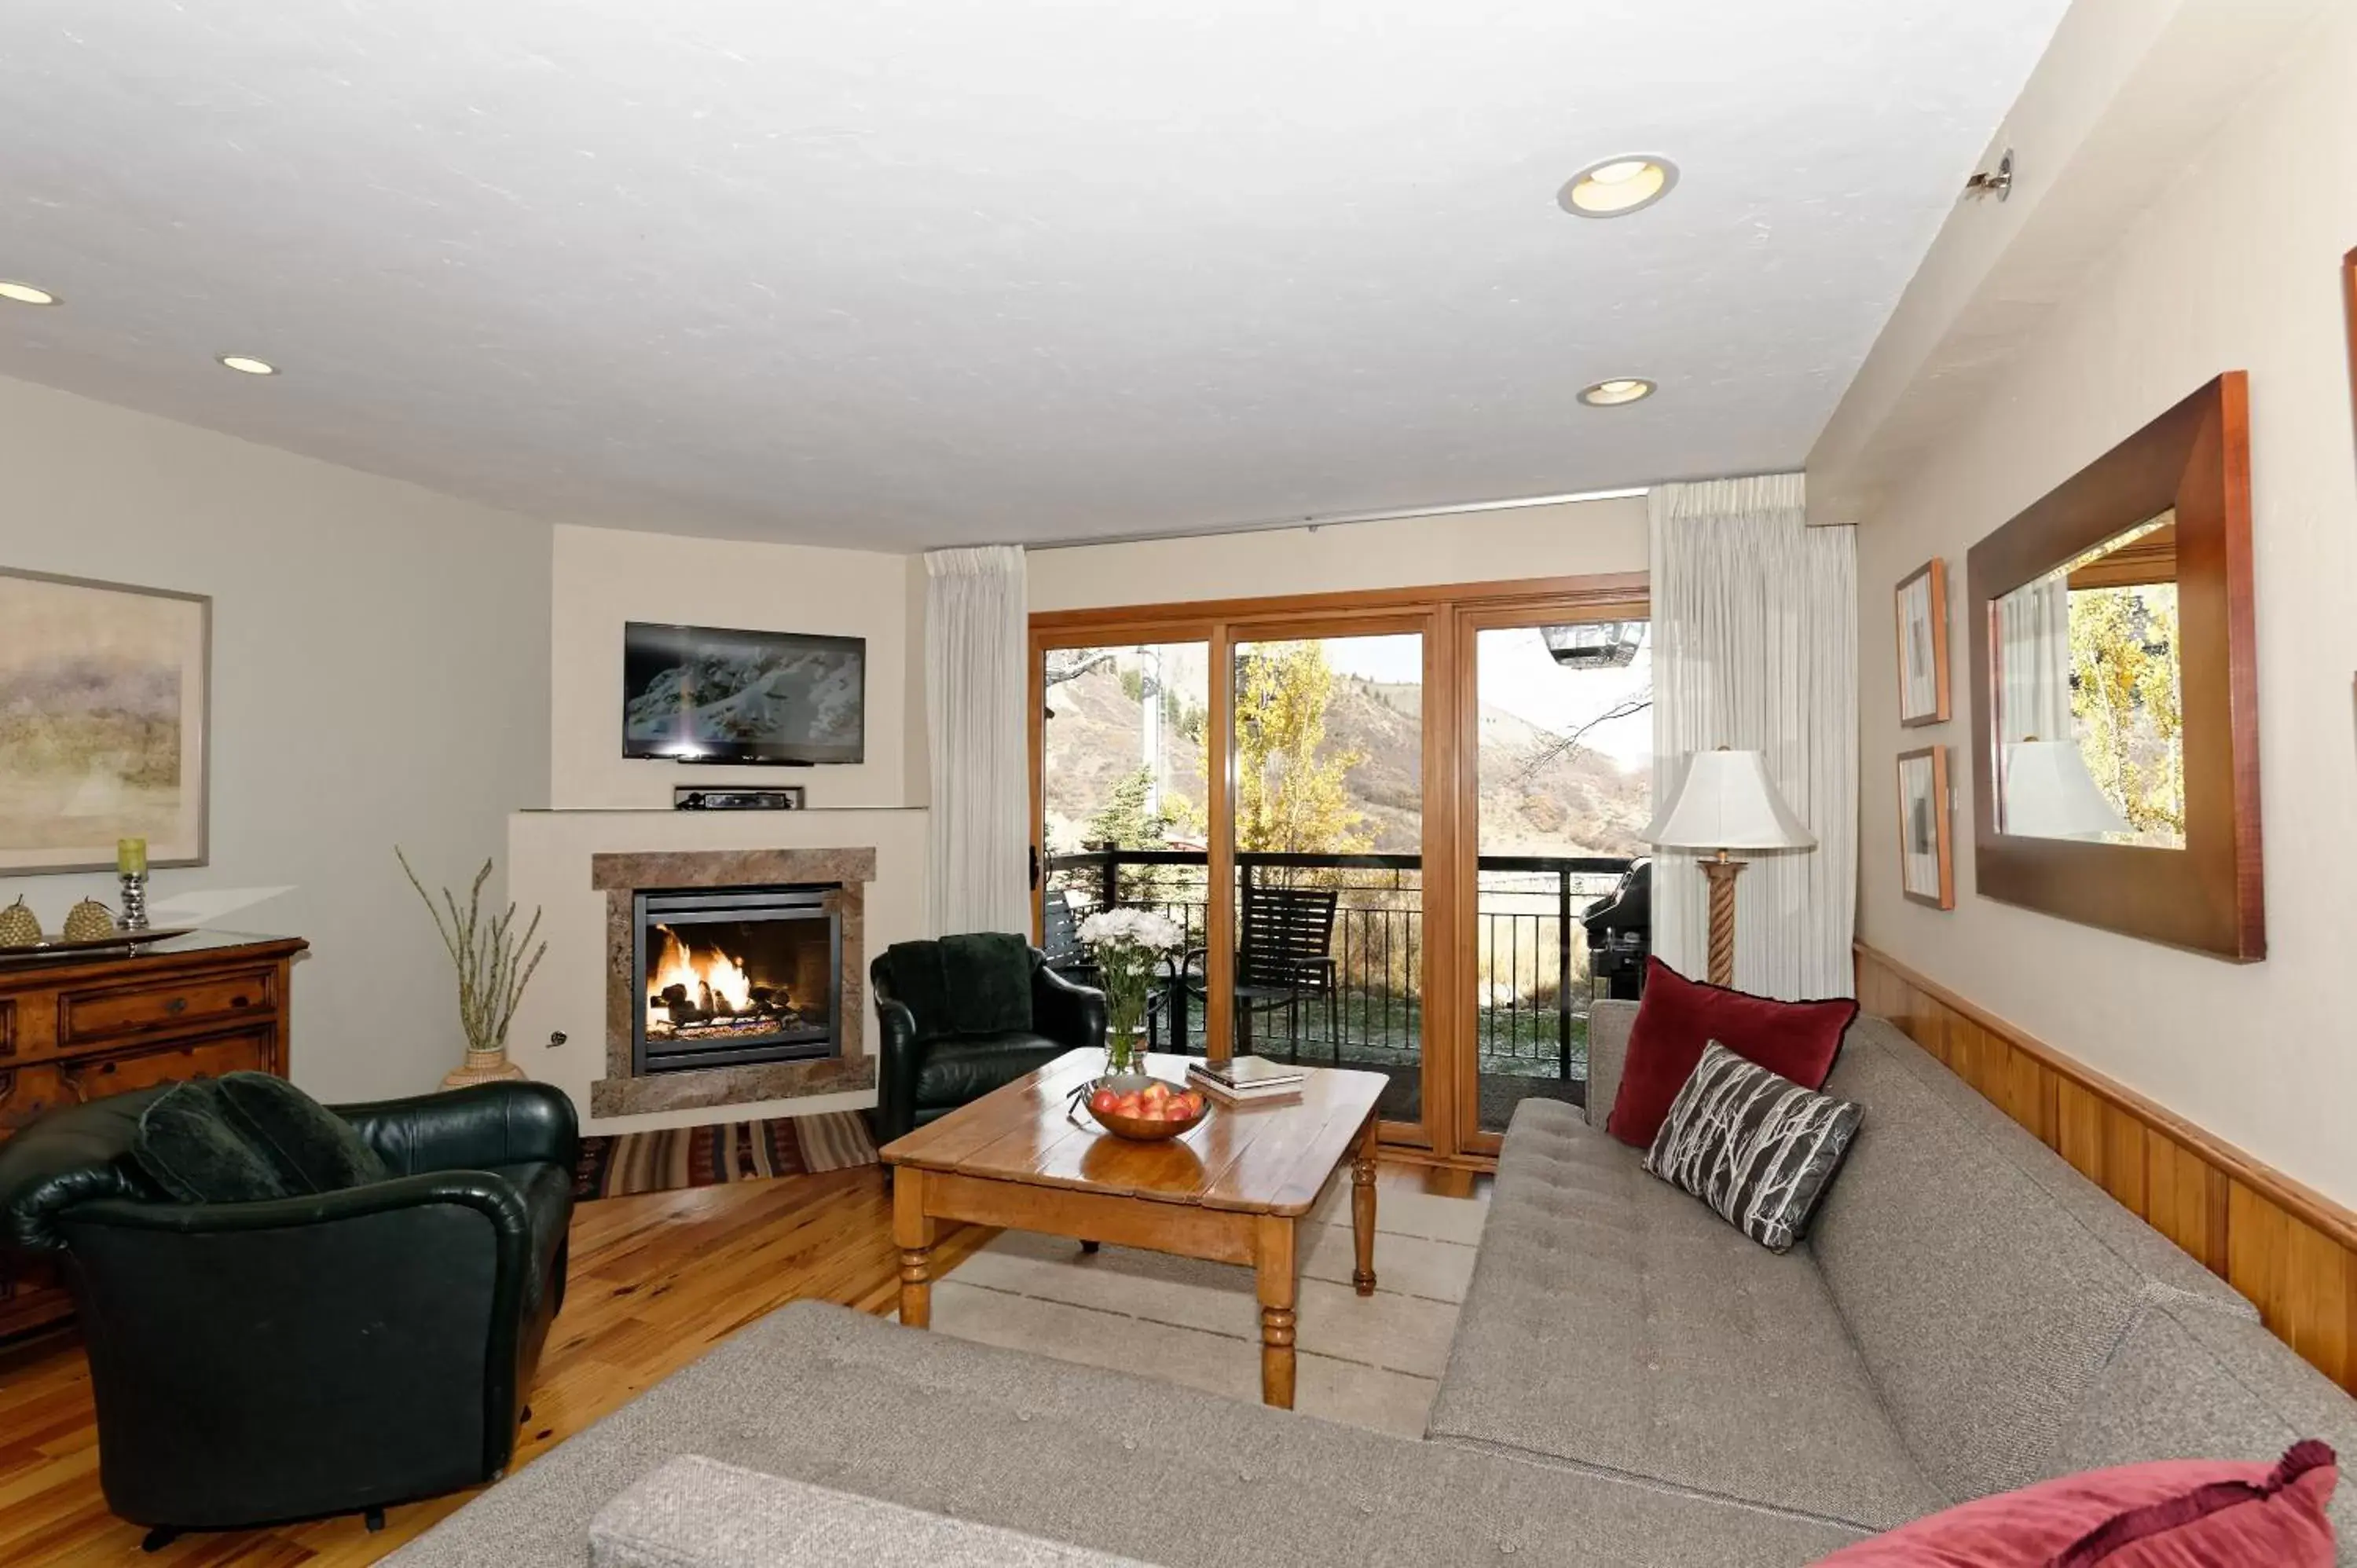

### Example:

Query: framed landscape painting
xmin=0 ymin=569 xmax=210 ymax=874
xmin=1895 ymin=559 xmax=1949 ymax=727
xmin=1897 ymin=746 xmax=1953 ymax=909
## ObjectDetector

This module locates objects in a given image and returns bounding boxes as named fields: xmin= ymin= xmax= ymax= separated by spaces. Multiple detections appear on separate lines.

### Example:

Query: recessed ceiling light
xmin=1559 ymin=156 xmax=1679 ymax=218
xmin=1579 ymin=378 xmax=1656 ymax=408
xmin=218 ymin=355 xmax=278 ymax=376
xmin=0 ymin=280 xmax=59 ymax=306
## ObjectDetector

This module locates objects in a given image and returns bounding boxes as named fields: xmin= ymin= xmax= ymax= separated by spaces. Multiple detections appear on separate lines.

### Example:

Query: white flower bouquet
xmin=1076 ymin=906 xmax=1186 ymax=1073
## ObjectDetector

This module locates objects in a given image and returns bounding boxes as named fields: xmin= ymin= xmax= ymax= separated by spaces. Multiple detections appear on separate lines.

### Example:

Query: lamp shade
xmin=1645 ymin=749 xmax=1816 ymax=852
xmin=2002 ymin=740 xmax=2131 ymax=840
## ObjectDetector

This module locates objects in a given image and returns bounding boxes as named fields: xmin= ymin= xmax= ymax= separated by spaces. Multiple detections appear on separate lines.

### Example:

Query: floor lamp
xmin=1646 ymin=749 xmax=1816 ymax=988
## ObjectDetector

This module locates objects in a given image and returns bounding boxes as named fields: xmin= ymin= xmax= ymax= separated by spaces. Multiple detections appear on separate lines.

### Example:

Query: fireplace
xmin=631 ymin=885 xmax=842 ymax=1075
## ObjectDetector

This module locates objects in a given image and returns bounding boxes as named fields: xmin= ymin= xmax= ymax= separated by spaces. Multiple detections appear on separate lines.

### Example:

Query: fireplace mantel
xmin=589 ymin=847 xmax=878 ymax=1119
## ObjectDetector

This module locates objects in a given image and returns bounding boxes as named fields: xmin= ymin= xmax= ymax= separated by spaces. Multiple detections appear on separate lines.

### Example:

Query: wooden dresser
xmin=0 ymin=931 xmax=306 ymax=1339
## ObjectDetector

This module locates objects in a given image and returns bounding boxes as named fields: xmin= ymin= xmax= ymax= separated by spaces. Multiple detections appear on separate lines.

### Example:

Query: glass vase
xmin=1105 ymin=1027 xmax=1146 ymax=1079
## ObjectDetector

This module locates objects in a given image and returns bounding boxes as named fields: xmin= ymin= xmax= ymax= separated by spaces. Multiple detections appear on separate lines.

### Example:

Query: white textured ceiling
xmin=0 ymin=1 xmax=2069 ymax=550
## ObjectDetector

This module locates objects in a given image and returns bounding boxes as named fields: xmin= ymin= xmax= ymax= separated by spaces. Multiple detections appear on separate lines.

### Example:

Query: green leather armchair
xmin=0 ymin=1079 xmax=575 ymax=1546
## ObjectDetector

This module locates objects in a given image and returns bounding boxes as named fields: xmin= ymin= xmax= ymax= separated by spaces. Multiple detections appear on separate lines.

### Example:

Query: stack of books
xmin=1186 ymin=1055 xmax=1307 ymax=1105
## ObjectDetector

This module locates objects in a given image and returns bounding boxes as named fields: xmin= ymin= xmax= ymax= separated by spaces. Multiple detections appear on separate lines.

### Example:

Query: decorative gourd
xmin=0 ymin=897 xmax=40 ymax=948
xmin=61 ymin=898 xmax=117 ymax=943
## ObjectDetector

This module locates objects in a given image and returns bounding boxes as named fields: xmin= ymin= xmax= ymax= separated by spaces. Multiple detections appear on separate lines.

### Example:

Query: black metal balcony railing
xmin=1040 ymin=848 xmax=1640 ymax=1109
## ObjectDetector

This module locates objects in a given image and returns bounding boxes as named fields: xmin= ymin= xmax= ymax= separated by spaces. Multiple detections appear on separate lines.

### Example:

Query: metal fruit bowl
xmin=1070 ymin=1072 xmax=1211 ymax=1141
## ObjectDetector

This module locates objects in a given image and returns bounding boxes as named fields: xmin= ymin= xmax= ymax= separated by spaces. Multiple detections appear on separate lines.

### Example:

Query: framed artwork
xmin=0 ymin=568 xmax=211 ymax=874
xmin=1897 ymin=746 xmax=1954 ymax=909
xmin=1894 ymin=559 xmax=1950 ymax=727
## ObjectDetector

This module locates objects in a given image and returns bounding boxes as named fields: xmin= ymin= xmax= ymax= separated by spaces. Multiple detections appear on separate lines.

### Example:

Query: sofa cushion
xmin=590 ymin=1457 xmax=1153 ymax=1568
xmin=2052 ymin=1302 xmax=2357 ymax=1560
xmin=1816 ymin=1443 xmax=2339 ymax=1567
xmin=1857 ymin=1029 xmax=2253 ymax=1321
xmin=1588 ymin=998 xmax=1638 ymax=1130
xmin=1426 ymin=1097 xmax=1937 ymax=1533
xmin=1644 ymin=1042 xmax=1864 ymax=1253
xmin=133 ymin=1080 xmax=295 ymax=1203
xmin=912 ymin=1035 xmax=1070 ymax=1108
xmin=387 ymin=1298 xmax=1866 ymax=1568
xmin=940 ymin=932 xmax=1034 ymax=1035
xmin=1605 ymin=959 xmax=1857 ymax=1149
xmin=1808 ymin=1020 xmax=2259 ymax=1506
xmin=215 ymin=1072 xmax=391 ymax=1194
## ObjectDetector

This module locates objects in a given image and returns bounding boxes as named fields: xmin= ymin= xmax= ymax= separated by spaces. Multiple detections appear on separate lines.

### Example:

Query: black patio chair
xmin=1178 ymin=883 xmax=1342 ymax=1063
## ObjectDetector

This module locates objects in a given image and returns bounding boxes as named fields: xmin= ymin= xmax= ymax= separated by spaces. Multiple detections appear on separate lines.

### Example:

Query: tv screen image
xmin=621 ymin=622 xmax=866 ymax=765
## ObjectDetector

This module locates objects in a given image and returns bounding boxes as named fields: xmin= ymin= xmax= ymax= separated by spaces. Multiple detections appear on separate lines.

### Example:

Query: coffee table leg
xmin=1254 ymin=1214 xmax=1297 ymax=1409
xmin=1351 ymin=1112 xmax=1379 ymax=1297
xmin=893 ymin=1165 xmax=935 ymax=1329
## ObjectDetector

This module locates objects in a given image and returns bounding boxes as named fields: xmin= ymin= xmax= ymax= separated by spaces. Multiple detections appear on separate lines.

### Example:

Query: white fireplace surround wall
xmin=506 ymin=805 xmax=927 ymax=1135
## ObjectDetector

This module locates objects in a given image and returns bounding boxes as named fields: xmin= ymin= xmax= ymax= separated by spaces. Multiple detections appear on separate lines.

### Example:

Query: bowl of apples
xmin=1079 ymin=1072 xmax=1210 ymax=1141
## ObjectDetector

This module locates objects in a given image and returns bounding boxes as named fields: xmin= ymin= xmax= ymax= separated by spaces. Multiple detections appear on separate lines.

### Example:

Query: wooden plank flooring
xmin=0 ymin=1167 xmax=990 ymax=1566
xmin=0 ymin=1159 xmax=1462 ymax=1565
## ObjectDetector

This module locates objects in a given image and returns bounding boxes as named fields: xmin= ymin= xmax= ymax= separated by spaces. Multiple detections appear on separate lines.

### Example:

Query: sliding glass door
xmin=1038 ymin=636 xmax=1214 ymax=1052
xmin=1230 ymin=624 xmax=1430 ymax=1135
xmin=1032 ymin=573 xmax=1647 ymax=1162
xmin=1453 ymin=597 xmax=1651 ymax=1153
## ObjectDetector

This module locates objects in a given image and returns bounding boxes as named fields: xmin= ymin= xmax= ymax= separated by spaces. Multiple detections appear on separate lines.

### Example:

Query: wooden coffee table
xmin=880 ymin=1050 xmax=1387 ymax=1409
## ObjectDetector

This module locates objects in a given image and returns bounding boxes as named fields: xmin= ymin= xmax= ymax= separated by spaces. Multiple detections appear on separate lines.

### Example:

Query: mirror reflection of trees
xmin=2069 ymin=581 xmax=2183 ymax=844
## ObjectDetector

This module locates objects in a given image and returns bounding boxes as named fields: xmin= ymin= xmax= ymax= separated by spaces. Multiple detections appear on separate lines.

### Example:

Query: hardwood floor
xmin=0 ymin=1159 xmax=1467 ymax=1565
xmin=0 ymin=1167 xmax=988 ymax=1566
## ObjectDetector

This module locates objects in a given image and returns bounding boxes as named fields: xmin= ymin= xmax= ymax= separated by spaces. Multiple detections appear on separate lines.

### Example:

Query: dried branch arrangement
xmin=397 ymin=849 xmax=548 ymax=1057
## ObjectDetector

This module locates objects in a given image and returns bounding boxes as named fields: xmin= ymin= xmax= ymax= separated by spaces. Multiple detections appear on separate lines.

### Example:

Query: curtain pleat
xmin=1650 ymin=476 xmax=1858 ymax=998
xmin=925 ymin=545 xmax=1032 ymax=936
xmin=1997 ymin=573 xmax=2072 ymax=744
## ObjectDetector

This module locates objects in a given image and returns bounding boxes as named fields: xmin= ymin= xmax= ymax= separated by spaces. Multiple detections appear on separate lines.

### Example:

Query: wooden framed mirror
xmin=1967 ymin=372 xmax=2263 ymax=961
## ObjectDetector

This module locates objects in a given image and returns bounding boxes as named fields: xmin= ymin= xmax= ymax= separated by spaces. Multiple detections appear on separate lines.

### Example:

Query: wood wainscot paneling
xmin=1857 ymin=943 xmax=2357 ymax=1390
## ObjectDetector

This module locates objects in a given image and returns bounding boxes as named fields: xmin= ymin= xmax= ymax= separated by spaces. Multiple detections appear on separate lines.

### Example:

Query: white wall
xmin=1027 ymin=496 xmax=1649 ymax=611
xmin=0 ymin=376 xmax=552 ymax=1104
xmin=548 ymin=524 xmax=926 ymax=810
xmin=1851 ymin=7 xmax=2357 ymax=1203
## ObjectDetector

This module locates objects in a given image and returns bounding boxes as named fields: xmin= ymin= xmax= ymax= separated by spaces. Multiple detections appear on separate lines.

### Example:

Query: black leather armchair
xmin=0 ymin=1078 xmax=577 ymax=1544
xmin=871 ymin=943 xmax=1106 ymax=1145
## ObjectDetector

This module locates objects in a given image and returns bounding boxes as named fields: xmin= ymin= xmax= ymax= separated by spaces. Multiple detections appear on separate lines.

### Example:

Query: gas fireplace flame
xmin=647 ymin=925 xmax=757 ymax=1023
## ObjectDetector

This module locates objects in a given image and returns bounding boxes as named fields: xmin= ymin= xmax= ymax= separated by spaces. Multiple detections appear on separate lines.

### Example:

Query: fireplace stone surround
xmin=591 ymin=847 xmax=878 ymax=1119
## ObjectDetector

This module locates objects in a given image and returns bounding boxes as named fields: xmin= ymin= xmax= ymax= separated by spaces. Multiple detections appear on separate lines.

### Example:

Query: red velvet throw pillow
xmin=1604 ymin=958 xmax=1858 ymax=1149
xmin=1816 ymin=1442 xmax=2337 ymax=1566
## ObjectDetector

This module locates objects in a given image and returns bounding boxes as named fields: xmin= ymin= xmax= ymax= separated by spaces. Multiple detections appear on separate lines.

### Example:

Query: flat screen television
xmin=621 ymin=621 xmax=866 ymax=765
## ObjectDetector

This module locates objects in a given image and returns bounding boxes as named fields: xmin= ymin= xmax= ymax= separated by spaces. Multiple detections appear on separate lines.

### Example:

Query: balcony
xmin=1042 ymin=847 xmax=1647 ymax=1131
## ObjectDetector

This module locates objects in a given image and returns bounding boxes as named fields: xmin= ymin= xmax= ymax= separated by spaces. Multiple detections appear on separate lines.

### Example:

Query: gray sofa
xmin=393 ymin=1005 xmax=2357 ymax=1567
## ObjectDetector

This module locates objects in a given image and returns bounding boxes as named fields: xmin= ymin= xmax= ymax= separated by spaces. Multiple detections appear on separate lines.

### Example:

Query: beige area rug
xmin=900 ymin=1177 xmax=1489 ymax=1438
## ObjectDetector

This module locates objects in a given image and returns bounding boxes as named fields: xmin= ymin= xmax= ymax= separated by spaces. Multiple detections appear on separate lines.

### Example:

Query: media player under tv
xmin=672 ymin=786 xmax=806 ymax=811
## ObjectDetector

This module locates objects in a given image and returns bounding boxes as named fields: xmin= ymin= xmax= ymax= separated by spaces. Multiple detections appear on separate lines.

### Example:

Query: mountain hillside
xmin=1043 ymin=667 xmax=1648 ymax=858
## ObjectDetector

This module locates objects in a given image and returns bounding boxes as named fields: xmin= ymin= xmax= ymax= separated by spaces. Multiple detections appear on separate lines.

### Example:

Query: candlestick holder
xmin=118 ymin=872 xmax=150 ymax=932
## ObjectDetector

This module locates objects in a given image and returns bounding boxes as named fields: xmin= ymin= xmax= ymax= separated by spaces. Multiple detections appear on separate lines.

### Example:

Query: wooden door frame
xmin=1028 ymin=570 xmax=1646 ymax=1163
xmin=1449 ymin=588 xmax=1651 ymax=1159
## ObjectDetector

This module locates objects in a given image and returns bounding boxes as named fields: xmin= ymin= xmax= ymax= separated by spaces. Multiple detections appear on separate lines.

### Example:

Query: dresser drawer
xmin=60 ymin=967 xmax=277 ymax=1046
xmin=52 ymin=1029 xmax=277 ymax=1104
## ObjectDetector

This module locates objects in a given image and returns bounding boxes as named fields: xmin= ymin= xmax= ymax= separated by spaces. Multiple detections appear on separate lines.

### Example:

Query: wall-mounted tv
xmin=621 ymin=622 xmax=866 ymax=766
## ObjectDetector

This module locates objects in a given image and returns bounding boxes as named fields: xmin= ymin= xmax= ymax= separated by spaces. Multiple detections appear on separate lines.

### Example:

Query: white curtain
xmin=925 ymin=545 xmax=1032 ymax=936
xmin=1996 ymin=571 xmax=2072 ymax=744
xmin=1650 ymin=474 xmax=1858 ymax=998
